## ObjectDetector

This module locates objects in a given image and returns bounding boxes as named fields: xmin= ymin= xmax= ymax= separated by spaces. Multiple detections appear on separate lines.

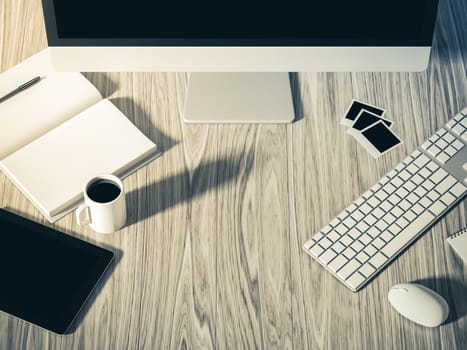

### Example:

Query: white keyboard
xmin=304 ymin=108 xmax=467 ymax=292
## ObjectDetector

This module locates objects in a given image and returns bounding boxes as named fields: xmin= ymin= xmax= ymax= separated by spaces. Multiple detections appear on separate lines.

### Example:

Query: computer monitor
xmin=42 ymin=0 xmax=440 ymax=123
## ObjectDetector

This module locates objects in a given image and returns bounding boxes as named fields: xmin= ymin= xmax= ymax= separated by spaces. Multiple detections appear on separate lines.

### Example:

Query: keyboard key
xmin=391 ymin=177 xmax=403 ymax=187
xmin=435 ymin=176 xmax=457 ymax=194
xmin=403 ymin=210 xmax=416 ymax=222
xmin=422 ymin=180 xmax=435 ymax=191
xmin=380 ymin=201 xmax=393 ymax=212
xmin=436 ymin=139 xmax=448 ymax=149
xmin=411 ymin=203 xmax=425 ymax=215
xmin=375 ymin=190 xmax=389 ymax=201
xmin=414 ymin=154 xmax=430 ymax=167
xmin=419 ymin=197 xmax=433 ymax=208
xmin=334 ymin=224 xmax=348 ymax=235
xmin=359 ymin=233 xmax=372 ymax=246
xmin=407 ymin=163 xmax=419 ymax=174
xmin=427 ymin=145 xmax=442 ymax=157
xmin=444 ymin=145 xmax=457 ymax=157
xmin=312 ymin=232 xmax=324 ymax=242
xmin=375 ymin=220 xmax=388 ymax=231
xmin=337 ymin=259 xmax=361 ymax=280
xmin=391 ymin=206 xmax=404 ymax=217
xmin=328 ymin=254 xmax=348 ymax=273
xmin=381 ymin=211 xmax=435 ymax=257
xmin=428 ymin=134 xmax=439 ymax=143
xmin=372 ymin=238 xmax=385 ymax=249
xmin=396 ymin=187 xmax=409 ymax=198
xmin=360 ymin=203 xmax=373 ymax=214
xmin=385 ymin=183 xmax=397 ymax=193
xmin=451 ymin=140 xmax=464 ymax=151
xmin=404 ymin=181 xmax=416 ymax=192
xmin=327 ymin=231 xmax=341 ymax=242
xmin=351 ymin=240 xmax=364 ymax=252
xmin=437 ymin=153 xmax=450 ymax=164
xmin=388 ymin=194 xmax=401 ymax=205
xmin=304 ymin=240 xmax=314 ymax=250
xmin=356 ymin=251 xmax=370 ymax=263
xmin=346 ymin=272 xmax=366 ymax=290
xmin=414 ymin=186 xmax=428 ymax=198
xmin=426 ymin=161 xmax=439 ymax=172
xmin=337 ymin=211 xmax=350 ymax=221
xmin=322 ymin=225 xmax=332 ymax=234
xmin=356 ymin=221 xmax=369 ymax=232
xmin=406 ymin=193 xmax=419 ymax=204
xmin=443 ymin=133 xmax=456 ymax=143
xmin=426 ymin=191 xmax=441 ymax=202
xmin=319 ymin=249 xmax=337 ymax=264
xmin=387 ymin=169 xmax=398 ymax=179
xmin=341 ymin=234 xmax=353 ymax=246
xmin=309 ymin=244 xmax=324 ymax=257
xmin=418 ymin=168 xmax=432 ymax=178
xmin=367 ymin=227 xmax=381 ymax=238
xmin=383 ymin=212 xmax=397 ymax=225
xmin=388 ymin=223 xmax=402 ymax=235
xmin=332 ymin=241 xmax=346 ymax=253
xmin=367 ymin=196 xmax=381 ymax=207
xmin=398 ymin=200 xmax=411 ymax=211
xmin=429 ymin=201 xmax=447 ymax=216
xmin=411 ymin=174 xmax=424 ymax=185
xmin=399 ymin=170 xmax=411 ymax=181
xmin=453 ymin=124 xmax=465 ymax=136
xmin=373 ymin=207 xmax=385 ymax=218
xmin=364 ymin=245 xmax=377 ymax=257
xmin=347 ymin=203 xmax=358 ymax=213
xmin=359 ymin=263 xmax=376 ymax=278
xmin=348 ymin=228 xmax=362 ymax=240
xmin=343 ymin=216 xmax=357 ymax=228
xmin=343 ymin=247 xmax=357 ymax=260
xmin=396 ymin=216 xmax=410 ymax=229
xmin=369 ymin=252 xmax=387 ymax=269
xmin=364 ymin=214 xmax=377 ymax=226
xmin=450 ymin=183 xmax=466 ymax=197
xmin=319 ymin=237 xmax=332 ymax=249
xmin=352 ymin=210 xmax=364 ymax=221
xmin=440 ymin=192 xmax=456 ymax=206
xmin=381 ymin=231 xmax=393 ymax=242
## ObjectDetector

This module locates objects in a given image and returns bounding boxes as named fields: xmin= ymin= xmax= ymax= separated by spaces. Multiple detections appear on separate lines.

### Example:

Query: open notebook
xmin=0 ymin=50 xmax=160 ymax=222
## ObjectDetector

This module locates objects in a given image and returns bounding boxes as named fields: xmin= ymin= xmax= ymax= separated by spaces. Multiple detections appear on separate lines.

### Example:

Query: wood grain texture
xmin=0 ymin=0 xmax=466 ymax=349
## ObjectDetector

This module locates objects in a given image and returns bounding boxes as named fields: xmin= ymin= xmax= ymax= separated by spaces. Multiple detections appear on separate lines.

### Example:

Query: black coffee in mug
xmin=87 ymin=179 xmax=121 ymax=203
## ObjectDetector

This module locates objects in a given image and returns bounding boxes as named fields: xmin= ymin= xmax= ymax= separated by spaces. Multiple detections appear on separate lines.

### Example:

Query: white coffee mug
xmin=76 ymin=174 xmax=127 ymax=234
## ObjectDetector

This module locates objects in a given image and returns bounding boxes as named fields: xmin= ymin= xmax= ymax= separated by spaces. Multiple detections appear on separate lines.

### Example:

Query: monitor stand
xmin=184 ymin=73 xmax=295 ymax=123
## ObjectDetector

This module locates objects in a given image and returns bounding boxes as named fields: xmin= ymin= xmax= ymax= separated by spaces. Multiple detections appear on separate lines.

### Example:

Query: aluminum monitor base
xmin=183 ymin=73 xmax=295 ymax=123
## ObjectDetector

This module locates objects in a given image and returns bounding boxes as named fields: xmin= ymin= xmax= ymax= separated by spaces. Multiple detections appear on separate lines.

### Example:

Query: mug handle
xmin=76 ymin=204 xmax=92 ymax=226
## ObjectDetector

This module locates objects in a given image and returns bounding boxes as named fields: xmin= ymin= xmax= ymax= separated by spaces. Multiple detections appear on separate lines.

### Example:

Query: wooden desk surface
xmin=1 ymin=0 xmax=466 ymax=349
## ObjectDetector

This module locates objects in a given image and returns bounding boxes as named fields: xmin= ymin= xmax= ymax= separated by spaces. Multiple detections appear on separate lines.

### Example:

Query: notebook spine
xmin=449 ymin=228 xmax=467 ymax=239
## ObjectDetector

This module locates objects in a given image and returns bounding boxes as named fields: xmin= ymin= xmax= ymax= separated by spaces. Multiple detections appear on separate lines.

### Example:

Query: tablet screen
xmin=0 ymin=209 xmax=113 ymax=334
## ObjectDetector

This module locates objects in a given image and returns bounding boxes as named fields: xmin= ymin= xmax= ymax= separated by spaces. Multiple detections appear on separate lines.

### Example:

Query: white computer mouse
xmin=388 ymin=283 xmax=449 ymax=327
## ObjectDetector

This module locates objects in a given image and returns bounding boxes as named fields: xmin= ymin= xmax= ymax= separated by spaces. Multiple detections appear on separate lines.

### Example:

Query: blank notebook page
xmin=1 ymin=99 xmax=157 ymax=219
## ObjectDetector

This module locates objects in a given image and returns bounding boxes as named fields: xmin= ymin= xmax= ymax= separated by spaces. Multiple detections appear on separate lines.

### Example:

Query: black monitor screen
xmin=44 ymin=0 xmax=439 ymax=46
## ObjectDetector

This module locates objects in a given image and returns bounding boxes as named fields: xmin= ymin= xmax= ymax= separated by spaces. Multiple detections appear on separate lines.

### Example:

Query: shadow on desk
xmin=82 ymin=72 xmax=119 ymax=98
xmin=413 ymin=277 xmax=467 ymax=325
xmin=111 ymin=97 xmax=178 ymax=153
xmin=289 ymin=72 xmax=304 ymax=123
xmin=126 ymin=153 xmax=252 ymax=225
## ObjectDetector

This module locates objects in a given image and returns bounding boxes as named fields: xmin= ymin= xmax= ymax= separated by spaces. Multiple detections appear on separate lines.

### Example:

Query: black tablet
xmin=0 ymin=209 xmax=114 ymax=334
